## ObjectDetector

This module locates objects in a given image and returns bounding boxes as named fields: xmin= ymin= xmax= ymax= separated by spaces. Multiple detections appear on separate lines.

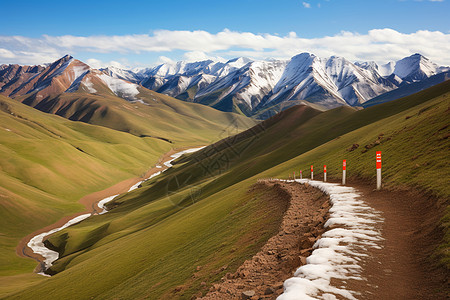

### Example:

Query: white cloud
xmin=85 ymin=58 xmax=128 ymax=69
xmin=0 ymin=48 xmax=15 ymax=59
xmin=183 ymin=51 xmax=226 ymax=62
xmin=86 ymin=58 xmax=103 ymax=69
xmin=0 ymin=28 xmax=449 ymax=66
xmin=156 ymin=56 xmax=175 ymax=64
xmin=302 ymin=2 xmax=311 ymax=8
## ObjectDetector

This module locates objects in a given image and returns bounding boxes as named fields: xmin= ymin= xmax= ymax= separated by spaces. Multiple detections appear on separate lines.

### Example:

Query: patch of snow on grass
xmin=277 ymin=179 xmax=383 ymax=300
xmin=163 ymin=147 xmax=205 ymax=168
xmin=97 ymin=194 xmax=119 ymax=214
xmin=27 ymin=213 xmax=92 ymax=270
xmin=29 ymin=147 xmax=205 ymax=276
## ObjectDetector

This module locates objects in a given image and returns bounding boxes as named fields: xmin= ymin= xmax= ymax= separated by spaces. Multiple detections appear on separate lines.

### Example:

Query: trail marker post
xmin=293 ymin=171 xmax=296 ymax=180
xmin=311 ymin=165 xmax=314 ymax=180
xmin=376 ymin=151 xmax=382 ymax=189
xmin=300 ymin=170 xmax=302 ymax=179
xmin=324 ymin=165 xmax=327 ymax=182
xmin=342 ymin=159 xmax=346 ymax=185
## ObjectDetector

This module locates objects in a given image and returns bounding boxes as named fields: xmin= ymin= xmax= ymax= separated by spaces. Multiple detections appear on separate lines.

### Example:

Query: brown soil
xmin=198 ymin=179 xmax=449 ymax=300
xmin=15 ymin=147 xmax=194 ymax=272
xmin=198 ymin=180 xmax=331 ymax=300
xmin=345 ymin=179 xmax=449 ymax=300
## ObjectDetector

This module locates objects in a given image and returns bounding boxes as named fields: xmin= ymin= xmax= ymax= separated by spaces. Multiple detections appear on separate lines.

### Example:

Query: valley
xmin=0 ymin=50 xmax=448 ymax=299
xmin=0 ymin=74 xmax=447 ymax=298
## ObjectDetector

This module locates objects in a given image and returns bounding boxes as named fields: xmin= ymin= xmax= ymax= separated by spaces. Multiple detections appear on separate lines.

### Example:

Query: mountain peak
xmin=291 ymin=52 xmax=316 ymax=60
xmin=393 ymin=53 xmax=438 ymax=80
xmin=59 ymin=54 xmax=73 ymax=62
xmin=225 ymin=57 xmax=253 ymax=68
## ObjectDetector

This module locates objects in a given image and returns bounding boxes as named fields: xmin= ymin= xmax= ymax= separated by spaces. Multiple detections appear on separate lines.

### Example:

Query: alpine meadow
xmin=0 ymin=0 xmax=449 ymax=299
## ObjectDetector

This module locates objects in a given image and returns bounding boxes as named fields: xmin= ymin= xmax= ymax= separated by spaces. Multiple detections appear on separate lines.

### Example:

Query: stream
xmin=26 ymin=147 xmax=204 ymax=276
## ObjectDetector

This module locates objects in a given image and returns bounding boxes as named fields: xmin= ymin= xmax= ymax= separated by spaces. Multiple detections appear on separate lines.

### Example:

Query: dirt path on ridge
xmin=345 ymin=179 xmax=449 ymax=300
xmin=198 ymin=181 xmax=331 ymax=299
xmin=198 ymin=179 xmax=448 ymax=300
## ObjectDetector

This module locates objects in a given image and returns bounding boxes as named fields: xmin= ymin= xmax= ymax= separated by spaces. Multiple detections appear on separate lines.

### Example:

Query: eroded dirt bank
xmin=199 ymin=180 xmax=331 ymax=299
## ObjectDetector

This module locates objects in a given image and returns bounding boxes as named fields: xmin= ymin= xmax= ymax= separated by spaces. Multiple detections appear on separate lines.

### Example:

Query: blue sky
xmin=0 ymin=0 xmax=449 ymax=67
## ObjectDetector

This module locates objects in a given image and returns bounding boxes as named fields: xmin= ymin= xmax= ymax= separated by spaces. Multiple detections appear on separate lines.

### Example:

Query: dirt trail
xmin=199 ymin=181 xmax=331 ymax=299
xmin=199 ymin=180 xmax=448 ymax=299
xmin=346 ymin=180 xmax=448 ymax=300
xmin=16 ymin=147 xmax=190 ymax=272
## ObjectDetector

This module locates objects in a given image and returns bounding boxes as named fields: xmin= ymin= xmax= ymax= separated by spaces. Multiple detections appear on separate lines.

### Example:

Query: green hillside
xmin=7 ymin=82 xmax=448 ymax=299
xmin=0 ymin=94 xmax=256 ymax=297
xmin=17 ymin=88 xmax=257 ymax=143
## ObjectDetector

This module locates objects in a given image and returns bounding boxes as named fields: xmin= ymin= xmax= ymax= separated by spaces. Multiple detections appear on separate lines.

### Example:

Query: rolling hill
xmin=0 ymin=90 xmax=256 ymax=297
xmin=0 ymin=55 xmax=257 ymax=141
xmin=6 ymin=80 xmax=448 ymax=299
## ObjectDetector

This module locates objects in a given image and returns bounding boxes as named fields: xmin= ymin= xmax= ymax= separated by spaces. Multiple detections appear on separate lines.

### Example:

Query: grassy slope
xmin=7 ymin=82 xmax=449 ymax=299
xmin=21 ymin=88 xmax=257 ymax=143
xmin=0 ymin=93 xmax=256 ymax=296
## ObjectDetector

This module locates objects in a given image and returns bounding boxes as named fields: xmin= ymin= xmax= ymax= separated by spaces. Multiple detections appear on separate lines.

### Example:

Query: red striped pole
xmin=376 ymin=151 xmax=382 ymax=189
xmin=342 ymin=159 xmax=346 ymax=185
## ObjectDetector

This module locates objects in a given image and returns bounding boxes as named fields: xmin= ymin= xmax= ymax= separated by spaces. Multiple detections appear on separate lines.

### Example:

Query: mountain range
xmin=1 ymin=53 xmax=449 ymax=119
xmin=102 ymin=53 xmax=449 ymax=116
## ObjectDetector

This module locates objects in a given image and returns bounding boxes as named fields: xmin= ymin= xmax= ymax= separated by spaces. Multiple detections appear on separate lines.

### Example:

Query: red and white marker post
xmin=323 ymin=165 xmax=327 ymax=182
xmin=342 ymin=159 xmax=347 ymax=185
xmin=300 ymin=170 xmax=302 ymax=179
xmin=293 ymin=171 xmax=296 ymax=180
xmin=376 ymin=151 xmax=382 ymax=190
xmin=311 ymin=165 xmax=314 ymax=180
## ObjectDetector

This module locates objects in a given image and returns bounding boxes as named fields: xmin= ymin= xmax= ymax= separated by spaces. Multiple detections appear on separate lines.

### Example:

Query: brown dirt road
xmin=347 ymin=180 xmax=449 ymax=300
xmin=199 ymin=180 xmax=448 ymax=300
xmin=15 ymin=148 xmax=191 ymax=272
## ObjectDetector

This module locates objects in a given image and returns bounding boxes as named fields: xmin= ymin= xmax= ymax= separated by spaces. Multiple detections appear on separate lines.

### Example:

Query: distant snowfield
xmin=277 ymin=179 xmax=383 ymax=300
xmin=28 ymin=147 xmax=204 ymax=276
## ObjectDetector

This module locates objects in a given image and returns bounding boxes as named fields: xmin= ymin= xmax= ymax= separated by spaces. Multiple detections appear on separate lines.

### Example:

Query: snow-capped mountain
xmin=1 ymin=53 xmax=447 ymax=118
xmin=0 ymin=55 xmax=147 ymax=104
xmin=100 ymin=53 xmax=447 ymax=116
xmin=392 ymin=53 xmax=444 ymax=82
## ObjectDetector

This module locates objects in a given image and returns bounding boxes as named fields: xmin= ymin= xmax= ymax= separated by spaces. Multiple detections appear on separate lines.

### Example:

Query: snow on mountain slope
xmin=0 ymin=55 xmax=146 ymax=104
xmin=1 ymin=53 xmax=447 ymax=117
xmin=97 ymin=73 xmax=141 ymax=101
xmin=89 ymin=53 xmax=448 ymax=115
xmin=101 ymin=66 xmax=144 ymax=83
xmin=262 ymin=53 xmax=395 ymax=109
xmin=379 ymin=61 xmax=396 ymax=77
xmin=393 ymin=53 xmax=440 ymax=82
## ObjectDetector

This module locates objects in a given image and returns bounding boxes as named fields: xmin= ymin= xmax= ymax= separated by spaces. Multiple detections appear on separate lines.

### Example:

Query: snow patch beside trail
xmin=277 ymin=179 xmax=383 ymax=300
